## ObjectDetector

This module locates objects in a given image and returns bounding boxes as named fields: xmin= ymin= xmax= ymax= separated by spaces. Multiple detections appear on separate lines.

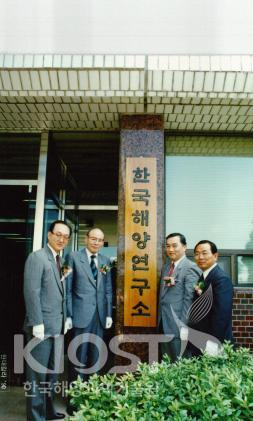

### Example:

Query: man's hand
xmin=32 ymin=324 xmax=44 ymax=340
xmin=205 ymin=340 xmax=219 ymax=356
xmin=105 ymin=317 xmax=113 ymax=329
xmin=64 ymin=317 xmax=73 ymax=334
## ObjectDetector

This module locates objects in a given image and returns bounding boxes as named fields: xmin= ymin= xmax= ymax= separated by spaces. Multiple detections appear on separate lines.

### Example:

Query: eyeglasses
xmin=52 ymin=232 xmax=70 ymax=241
xmin=88 ymin=236 xmax=104 ymax=243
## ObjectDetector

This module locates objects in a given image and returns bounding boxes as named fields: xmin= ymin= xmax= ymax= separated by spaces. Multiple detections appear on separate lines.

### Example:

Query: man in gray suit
xmin=66 ymin=228 xmax=113 ymax=385
xmin=23 ymin=220 xmax=72 ymax=421
xmin=158 ymin=233 xmax=201 ymax=362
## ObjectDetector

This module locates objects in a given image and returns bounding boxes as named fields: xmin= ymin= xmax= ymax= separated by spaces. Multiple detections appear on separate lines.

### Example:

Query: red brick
xmin=233 ymin=310 xmax=240 ymax=315
xmin=241 ymin=321 xmax=250 ymax=326
xmin=237 ymin=327 xmax=246 ymax=332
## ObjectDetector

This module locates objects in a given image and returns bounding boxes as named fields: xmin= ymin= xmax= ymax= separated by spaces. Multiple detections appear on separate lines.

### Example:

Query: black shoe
xmin=46 ymin=412 xmax=65 ymax=420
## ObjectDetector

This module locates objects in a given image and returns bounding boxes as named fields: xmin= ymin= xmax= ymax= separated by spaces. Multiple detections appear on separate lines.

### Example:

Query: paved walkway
xmin=0 ymin=386 xmax=68 ymax=421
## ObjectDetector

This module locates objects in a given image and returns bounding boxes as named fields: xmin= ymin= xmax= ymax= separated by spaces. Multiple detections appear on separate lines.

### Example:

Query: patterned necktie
xmin=199 ymin=274 xmax=205 ymax=283
xmin=56 ymin=254 xmax=61 ymax=276
xmin=168 ymin=262 xmax=175 ymax=276
xmin=90 ymin=254 xmax=98 ymax=280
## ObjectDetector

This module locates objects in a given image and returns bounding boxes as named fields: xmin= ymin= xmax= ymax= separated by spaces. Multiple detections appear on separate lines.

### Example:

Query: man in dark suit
xmin=23 ymin=220 xmax=72 ymax=421
xmin=189 ymin=240 xmax=234 ymax=356
xmin=158 ymin=233 xmax=201 ymax=362
xmin=66 ymin=228 xmax=113 ymax=384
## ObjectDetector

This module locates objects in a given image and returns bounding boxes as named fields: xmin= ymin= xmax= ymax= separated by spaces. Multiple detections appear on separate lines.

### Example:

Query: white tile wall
xmin=0 ymin=55 xmax=253 ymax=132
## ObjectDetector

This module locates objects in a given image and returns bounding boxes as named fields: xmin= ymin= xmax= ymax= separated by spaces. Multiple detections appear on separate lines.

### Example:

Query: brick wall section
xmin=232 ymin=288 xmax=253 ymax=350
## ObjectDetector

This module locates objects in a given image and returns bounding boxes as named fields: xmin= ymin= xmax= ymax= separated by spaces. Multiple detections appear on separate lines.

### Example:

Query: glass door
xmin=0 ymin=184 xmax=36 ymax=385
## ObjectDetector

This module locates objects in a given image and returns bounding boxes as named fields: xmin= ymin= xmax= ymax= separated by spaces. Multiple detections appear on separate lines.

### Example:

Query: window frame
xmin=187 ymin=249 xmax=253 ymax=287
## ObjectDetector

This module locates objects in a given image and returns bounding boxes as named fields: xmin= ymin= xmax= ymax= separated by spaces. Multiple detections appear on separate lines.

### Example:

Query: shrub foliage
xmin=67 ymin=344 xmax=253 ymax=420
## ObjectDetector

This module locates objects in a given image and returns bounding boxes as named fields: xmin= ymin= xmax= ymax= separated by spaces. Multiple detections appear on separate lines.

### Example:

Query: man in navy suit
xmin=189 ymin=240 xmax=234 ymax=356
xmin=66 ymin=228 xmax=113 ymax=386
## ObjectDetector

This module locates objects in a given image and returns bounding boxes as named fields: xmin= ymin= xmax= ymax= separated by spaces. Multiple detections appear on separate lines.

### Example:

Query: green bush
xmin=67 ymin=344 xmax=253 ymax=420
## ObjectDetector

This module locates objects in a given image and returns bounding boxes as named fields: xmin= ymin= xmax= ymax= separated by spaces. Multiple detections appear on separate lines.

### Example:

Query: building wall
xmin=77 ymin=210 xmax=118 ymax=252
xmin=1 ymin=0 xmax=253 ymax=54
xmin=233 ymin=289 xmax=253 ymax=350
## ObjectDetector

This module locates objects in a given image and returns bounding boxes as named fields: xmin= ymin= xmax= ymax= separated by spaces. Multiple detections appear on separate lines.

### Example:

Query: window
xmin=165 ymin=152 xmax=253 ymax=285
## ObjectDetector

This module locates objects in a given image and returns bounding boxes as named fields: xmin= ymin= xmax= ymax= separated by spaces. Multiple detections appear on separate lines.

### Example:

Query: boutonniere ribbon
xmin=60 ymin=265 xmax=72 ymax=282
xmin=194 ymin=279 xmax=205 ymax=295
xmin=163 ymin=276 xmax=176 ymax=287
xmin=99 ymin=263 xmax=112 ymax=275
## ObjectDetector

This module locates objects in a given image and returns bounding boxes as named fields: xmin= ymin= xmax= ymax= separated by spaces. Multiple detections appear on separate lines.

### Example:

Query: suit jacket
xmin=23 ymin=246 xmax=66 ymax=336
xmin=66 ymin=248 xmax=112 ymax=329
xmin=190 ymin=264 xmax=234 ymax=343
xmin=158 ymin=256 xmax=201 ymax=337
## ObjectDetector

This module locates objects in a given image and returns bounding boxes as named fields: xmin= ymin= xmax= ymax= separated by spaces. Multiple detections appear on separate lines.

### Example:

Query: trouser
xmin=25 ymin=334 xmax=64 ymax=421
xmin=159 ymin=320 xmax=181 ymax=363
xmin=68 ymin=309 xmax=104 ymax=384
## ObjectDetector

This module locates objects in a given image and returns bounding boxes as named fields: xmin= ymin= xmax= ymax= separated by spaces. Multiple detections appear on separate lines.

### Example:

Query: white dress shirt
xmin=86 ymin=249 xmax=98 ymax=268
xmin=47 ymin=243 xmax=59 ymax=263
xmin=203 ymin=262 xmax=217 ymax=280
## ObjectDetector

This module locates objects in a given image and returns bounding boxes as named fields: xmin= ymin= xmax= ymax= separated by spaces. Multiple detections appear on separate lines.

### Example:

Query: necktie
xmin=168 ymin=262 xmax=175 ymax=276
xmin=90 ymin=254 xmax=98 ymax=280
xmin=56 ymin=254 xmax=61 ymax=276
xmin=199 ymin=274 xmax=205 ymax=282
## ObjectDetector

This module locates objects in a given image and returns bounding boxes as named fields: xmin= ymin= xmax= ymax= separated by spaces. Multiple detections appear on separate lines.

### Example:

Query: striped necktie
xmin=168 ymin=262 xmax=175 ymax=276
xmin=90 ymin=254 xmax=98 ymax=280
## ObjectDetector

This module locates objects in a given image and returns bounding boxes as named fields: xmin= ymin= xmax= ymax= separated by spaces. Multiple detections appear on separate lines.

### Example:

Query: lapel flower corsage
xmin=163 ymin=276 xmax=176 ymax=287
xmin=60 ymin=264 xmax=72 ymax=282
xmin=99 ymin=263 xmax=112 ymax=275
xmin=194 ymin=279 xmax=205 ymax=295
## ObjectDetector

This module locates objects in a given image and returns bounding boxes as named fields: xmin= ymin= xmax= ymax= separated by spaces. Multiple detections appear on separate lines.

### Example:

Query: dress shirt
xmin=47 ymin=243 xmax=59 ymax=263
xmin=173 ymin=255 xmax=186 ymax=269
xmin=203 ymin=263 xmax=217 ymax=280
xmin=86 ymin=249 xmax=98 ymax=268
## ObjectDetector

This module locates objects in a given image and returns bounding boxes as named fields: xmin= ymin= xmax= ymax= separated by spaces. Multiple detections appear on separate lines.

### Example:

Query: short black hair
xmin=166 ymin=233 xmax=187 ymax=246
xmin=49 ymin=220 xmax=72 ymax=237
xmin=194 ymin=240 xmax=218 ymax=254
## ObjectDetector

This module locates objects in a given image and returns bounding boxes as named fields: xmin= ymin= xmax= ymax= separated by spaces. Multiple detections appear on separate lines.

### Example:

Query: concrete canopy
xmin=0 ymin=54 xmax=253 ymax=133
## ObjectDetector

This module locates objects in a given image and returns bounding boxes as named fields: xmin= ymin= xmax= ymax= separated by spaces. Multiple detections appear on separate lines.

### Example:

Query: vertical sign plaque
xmin=124 ymin=157 xmax=157 ymax=327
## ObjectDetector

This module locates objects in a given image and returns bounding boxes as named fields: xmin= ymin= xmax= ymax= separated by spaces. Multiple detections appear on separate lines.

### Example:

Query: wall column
xmin=33 ymin=131 xmax=48 ymax=251
xmin=115 ymin=114 xmax=164 ymax=364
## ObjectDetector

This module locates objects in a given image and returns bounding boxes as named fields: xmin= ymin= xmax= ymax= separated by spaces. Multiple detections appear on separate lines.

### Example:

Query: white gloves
xmin=33 ymin=317 xmax=108 ymax=338
xmin=64 ymin=317 xmax=73 ymax=334
xmin=180 ymin=326 xmax=189 ymax=341
xmin=205 ymin=340 xmax=219 ymax=356
xmin=106 ymin=316 xmax=113 ymax=329
xmin=32 ymin=324 xmax=44 ymax=340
